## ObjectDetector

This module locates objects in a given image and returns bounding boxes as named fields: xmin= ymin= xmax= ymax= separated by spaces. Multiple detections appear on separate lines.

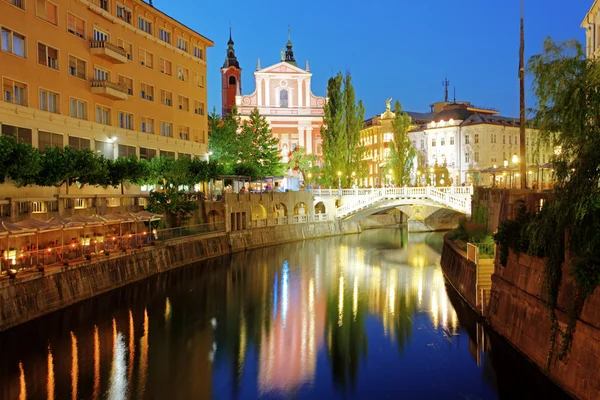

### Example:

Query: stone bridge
xmin=312 ymin=186 xmax=473 ymax=232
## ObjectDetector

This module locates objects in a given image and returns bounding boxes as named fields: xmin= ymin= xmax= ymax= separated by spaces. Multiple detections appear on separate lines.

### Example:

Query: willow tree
xmin=496 ymin=38 xmax=600 ymax=365
xmin=321 ymin=72 xmax=366 ymax=187
xmin=388 ymin=101 xmax=416 ymax=186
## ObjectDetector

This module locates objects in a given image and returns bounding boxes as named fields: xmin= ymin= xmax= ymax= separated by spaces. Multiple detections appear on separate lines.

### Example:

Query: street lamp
xmin=307 ymin=172 xmax=312 ymax=186
xmin=417 ymin=170 xmax=421 ymax=187
xmin=351 ymin=171 xmax=356 ymax=188
xmin=512 ymin=154 xmax=519 ymax=188
xmin=337 ymin=171 xmax=342 ymax=188
xmin=429 ymin=166 xmax=435 ymax=186
xmin=388 ymin=169 xmax=393 ymax=186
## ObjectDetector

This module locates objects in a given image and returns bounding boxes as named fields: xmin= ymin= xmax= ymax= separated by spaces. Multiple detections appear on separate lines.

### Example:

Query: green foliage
xmin=471 ymin=204 xmax=488 ymax=227
xmin=286 ymin=146 xmax=319 ymax=183
xmin=238 ymin=108 xmax=283 ymax=178
xmin=7 ymin=140 xmax=41 ymax=187
xmin=321 ymin=72 xmax=366 ymax=186
xmin=208 ymin=107 xmax=241 ymax=173
xmin=146 ymin=190 xmax=198 ymax=227
xmin=388 ymin=101 xmax=416 ymax=186
xmin=494 ymin=38 xmax=600 ymax=365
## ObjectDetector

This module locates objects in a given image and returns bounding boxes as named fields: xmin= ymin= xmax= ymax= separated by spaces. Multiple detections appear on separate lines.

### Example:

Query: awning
xmin=1 ymin=221 xmax=36 ymax=237
xmin=47 ymin=217 xmax=85 ymax=230
xmin=98 ymin=213 xmax=135 ymax=223
xmin=68 ymin=215 xmax=105 ymax=226
xmin=131 ymin=211 xmax=162 ymax=221
xmin=15 ymin=218 xmax=63 ymax=233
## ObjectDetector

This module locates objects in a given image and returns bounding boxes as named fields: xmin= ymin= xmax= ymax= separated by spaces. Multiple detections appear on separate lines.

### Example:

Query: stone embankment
xmin=441 ymin=234 xmax=600 ymax=400
xmin=0 ymin=221 xmax=360 ymax=332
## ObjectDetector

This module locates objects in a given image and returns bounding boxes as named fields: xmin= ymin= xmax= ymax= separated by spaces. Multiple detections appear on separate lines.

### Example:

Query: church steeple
xmin=223 ymin=28 xmax=239 ymax=69
xmin=284 ymin=28 xmax=297 ymax=67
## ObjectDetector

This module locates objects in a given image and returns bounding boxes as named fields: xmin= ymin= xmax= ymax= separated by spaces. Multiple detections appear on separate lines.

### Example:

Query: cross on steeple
xmin=283 ymin=25 xmax=297 ymax=66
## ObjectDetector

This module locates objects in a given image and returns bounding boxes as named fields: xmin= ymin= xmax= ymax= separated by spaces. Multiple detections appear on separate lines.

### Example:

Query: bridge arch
xmin=252 ymin=204 xmax=267 ymax=220
xmin=314 ymin=201 xmax=326 ymax=214
xmin=294 ymin=202 xmax=308 ymax=216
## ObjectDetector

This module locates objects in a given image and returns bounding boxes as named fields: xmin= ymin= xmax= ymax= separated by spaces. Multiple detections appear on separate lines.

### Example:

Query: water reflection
xmin=0 ymin=229 xmax=569 ymax=400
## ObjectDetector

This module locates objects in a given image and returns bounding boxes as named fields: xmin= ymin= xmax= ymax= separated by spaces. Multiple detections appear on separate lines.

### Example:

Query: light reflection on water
xmin=0 ymin=229 xmax=570 ymax=400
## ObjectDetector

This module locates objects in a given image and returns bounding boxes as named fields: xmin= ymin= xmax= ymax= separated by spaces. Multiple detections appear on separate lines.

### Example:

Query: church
xmin=221 ymin=31 xmax=326 ymax=161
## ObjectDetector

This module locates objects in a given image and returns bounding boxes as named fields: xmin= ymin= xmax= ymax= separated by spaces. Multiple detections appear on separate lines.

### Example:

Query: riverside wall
xmin=0 ymin=220 xmax=360 ymax=332
xmin=439 ymin=236 xmax=478 ymax=311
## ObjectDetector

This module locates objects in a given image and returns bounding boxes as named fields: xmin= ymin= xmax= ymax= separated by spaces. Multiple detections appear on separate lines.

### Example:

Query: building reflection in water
xmin=0 ymin=229 xmax=471 ymax=399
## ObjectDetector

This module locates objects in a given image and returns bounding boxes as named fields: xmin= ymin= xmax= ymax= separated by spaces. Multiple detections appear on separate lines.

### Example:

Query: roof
xmin=406 ymin=111 xmax=434 ymax=123
xmin=432 ymin=106 xmax=475 ymax=122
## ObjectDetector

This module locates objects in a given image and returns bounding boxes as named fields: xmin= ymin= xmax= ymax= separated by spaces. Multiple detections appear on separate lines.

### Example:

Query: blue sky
xmin=158 ymin=0 xmax=589 ymax=118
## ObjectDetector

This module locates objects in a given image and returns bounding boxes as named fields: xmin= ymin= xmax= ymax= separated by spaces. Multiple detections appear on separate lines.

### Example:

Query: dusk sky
xmin=159 ymin=0 xmax=589 ymax=119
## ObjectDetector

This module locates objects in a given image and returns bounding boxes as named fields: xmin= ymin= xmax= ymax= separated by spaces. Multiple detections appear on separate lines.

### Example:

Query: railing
xmin=292 ymin=215 xmax=308 ymax=224
xmin=90 ymin=79 xmax=129 ymax=94
xmin=89 ymin=40 xmax=128 ymax=57
xmin=337 ymin=193 xmax=383 ymax=218
xmin=313 ymin=213 xmax=328 ymax=222
xmin=273 ymin=216 xmax=288 ymax=225
xmin=1 ymin=222 xmax=225 ymax=276
xmin=470 ymin=242 xmax=495 ymax=260
xmin=312 ymin=186 xmax=473 ymax=197
xmin=250 ymin=219 xmax=267 ymax=228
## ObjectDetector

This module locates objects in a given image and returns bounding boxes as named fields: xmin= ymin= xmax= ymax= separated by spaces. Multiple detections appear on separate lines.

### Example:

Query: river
xmin=0 ymin=228 xmax=571 ymax=399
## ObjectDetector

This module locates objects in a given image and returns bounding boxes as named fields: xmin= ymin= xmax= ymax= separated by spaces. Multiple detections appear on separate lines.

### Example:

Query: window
xmin=140 ymin=116 xmax=154 ymax=134
xmin=36 ymin=0 xmax=58 ymax=25
xmin=139 ymin=49 xmax=153 ymax=68
xmin=491 ymin=133 xmax=496 ymax=144
xmin=5 ymin=0 xmax=25 ymax=10
xmin=39 ymin=89 xmax=59 ymax=113
xmin=176 ymin=37 xmax=188 ymax=52
xmin=118 ymin=75 xmax=133 ymax=95
xmin=95 ymin=140 xmax=114 ymax=159
xmin=140 ymin=82 xmax=154 ymax=101
xmin=2 ymin=125 xmax=32 ymax=145
xmin=160 ymin=90 xmax=172 ymax=106
xmin=178 ymin=95 xmax=189 ymax=111
xmin=228 ymin=75 xmax=236 ymax=85
xmin=37 ymin=42 xmax=59 ymax=69
xmin=69 ymin=98 xmax=87 ymax=120
xmin=193 ymin=45 xmax=203 ymax=59
xmin=465 ymin=152 xmax=470 ymax=163
xmin=160 ymin=122 xmax=173 ymax=137
xmin=474 ymin=133 xmax=479 ymax=144
xmin=420 ymin=139 xmax=424 ymax=149
xmin=503 ymin=134 xmax=506 ymax=144
xmin=178 ymin=152 xmax=191 ymax=159
xmin=68 ymin=136 xmax=90 ymax=150
xmin=177 ymin=66 xmax=189 ymax=82
xmin=118 ymin=111 xmax=133 ymax=130
xmin=193 ymin=129 xmax=205 ymax=143
xmin=491 ymin=155 xmax=497 ymax=163
xmin=98 ymin=0 xmax=108 ymax=11
xmin=160 ymin=150 xmax=175 ymax=158
xmin=193 ymin=101 xmax=204 ymax=116
xmin=450 ymin=136 xmax=455 ymax=145
xmin=280 ymin=89 xmax=288 ymax=108
xmin=117 ymin=38 xmax=132 ymax=60
xmin=159 ymin=28 xmax=171 ymax=44
xmin=116 ymin=4 xmax=132 ymax=24
xmin=93 ymin=28 xmax=108 ymax=42
xmin=118 ymin=144 xmax=135 ymax=158
xmin=159 ymin=57 xmax=172 ymax=75
xmin=441 ymin=137 xmax=445 ymax=146
xmin=474 ymin=151 xmax=479 ymax=162
xmin=1 ymin=28 xmax=26 ymax=57
xmin=3 ymin=78 xmax=27 ymax=105
xmin=178 ymin=126 xmax=190 ymax=140
xmin=68 ymin=55 xmax=86 ymax=79
xmin=432 ymin=139 xmax=436 ymax=147
xmin=95 ymin=104 xmax=111 ymax=125
xmin=138 ymin=17 xmax=152 ymax=34
xmin=93 ymin=66 xmax=109 ymax=81
xmin=195 ymin=73 xmax=204 ymax=88
xmin=139 ymin=147 xmax=156 ymax=160
xmin=67 ymin=13 xmax=85 ymax=39
xmin=465 ymin=134 xmax=470 ymax=145
xmin=38 ymin=131 xmax=63 ymax=150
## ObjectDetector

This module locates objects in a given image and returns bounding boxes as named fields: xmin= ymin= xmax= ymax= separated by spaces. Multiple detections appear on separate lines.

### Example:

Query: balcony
xmin=90 ymin=80 xmax=128 ymax=100
xmin=89 ymin=40 xmax=128 ymax=63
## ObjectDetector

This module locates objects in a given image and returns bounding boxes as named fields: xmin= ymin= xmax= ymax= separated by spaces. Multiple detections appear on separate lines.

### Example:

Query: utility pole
xmin=442 ymin=77 xmax=450 ymax=102
xmin=519 ymin=0 xmax=527 ymax=189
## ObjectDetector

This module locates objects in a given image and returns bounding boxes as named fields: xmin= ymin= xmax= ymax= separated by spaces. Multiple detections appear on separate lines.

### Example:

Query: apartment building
xmin=0 ymin=0 xmax=213 ymax=219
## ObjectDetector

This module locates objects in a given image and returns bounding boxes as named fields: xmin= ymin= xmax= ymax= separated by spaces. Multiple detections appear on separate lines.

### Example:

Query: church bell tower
xmin=221 ymin=29 xmax=242 ymax=117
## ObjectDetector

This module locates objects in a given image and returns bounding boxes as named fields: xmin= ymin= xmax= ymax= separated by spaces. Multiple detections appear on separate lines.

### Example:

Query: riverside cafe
xmin=0 ymin=211 xmax=161 ymax=277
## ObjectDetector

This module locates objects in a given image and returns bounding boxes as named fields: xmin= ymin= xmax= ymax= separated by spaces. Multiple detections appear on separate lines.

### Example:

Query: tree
xmin=7 ymin=140 xmax=41 ymax=187
xmin=208 ymin=107 xmax=240 ymax=174
xmin=286 ymin=146 xmax=319 ymax=183
xmin=0 ymin=135 xmax=15 ymax=184
xmin=238 ymin=108 xmax=283 ymax=178
xmin=321 ymin=72 xmax=366 ymax=187
xmin=388 ymin=101 xmax=416 ymax=186
xmin=108 ymin=155 xmax=148 ymax=194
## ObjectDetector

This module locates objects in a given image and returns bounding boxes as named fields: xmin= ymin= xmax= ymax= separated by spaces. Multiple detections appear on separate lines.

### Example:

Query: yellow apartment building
xmin=0 ymin=0 xmax=213 ymax=220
